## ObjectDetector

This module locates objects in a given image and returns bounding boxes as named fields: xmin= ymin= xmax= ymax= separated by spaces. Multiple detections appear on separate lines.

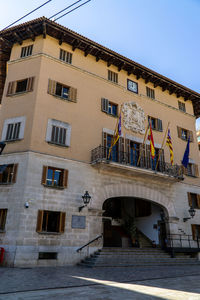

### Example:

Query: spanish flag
xmin=166 ymin=129 xmax=174 ymax=165
xmin=148 ymin=122 xmax=155 ymax=159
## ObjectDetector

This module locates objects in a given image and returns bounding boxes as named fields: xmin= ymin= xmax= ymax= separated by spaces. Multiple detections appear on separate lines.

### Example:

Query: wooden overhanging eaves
xmin=0 ymin=17 xmax=200 ymax=117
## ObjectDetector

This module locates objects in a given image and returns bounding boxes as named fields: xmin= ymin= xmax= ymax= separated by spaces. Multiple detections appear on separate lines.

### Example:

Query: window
xmin=188 ymin=193 xmax=200 ymax=209
xmin=6 ymin=123 xmax=20 ymax=141
xmin=177 ymin=126 xmax=194 ymax=142
xmin=21 ymin=45 xmax=33 ymax=58
xmin=0 ymin=164 xmax=18 ymax=184
xmin=146 ymin=87 xmax=155 ymax=99
xmin=36 ymin=210 xmax=66 ymax=233
xmin=46 ymin=119 xmax=71 ymax=147
xmin=2 ymin=116 xmax=26 ymax=142
xmin=59 ymin=49 xmax=72 ymax=64
xmin=38 ymin=252 xmax=57 ymax=260
xmin=178 ymin=101 xmax=186 ymax=112
xmin=101 ymin=98 xmax=118 ymax=117
xmin=148 ymin=116 xmax=163 ymax=132
xmin=108 ymin=70 xmax=118 ymax=83
xmin=55 ymin=83 xmax=69 ymax=99
xmin=6 ymin=77 xmax=34 ymax=96
xmin=184 ymin=163 xmax=199 ymax=177
xmin=0 ymin=209 xmax=7 ymax=231
xmin=48 ymin=79 xmax=77 ymax=102
xmin=127 ymin=79 xmax=138 ymax=94
xmin=191 ymin=224 xmax=200 ymax=240
xmin=41 ymin=166 xmax=68 ymax=188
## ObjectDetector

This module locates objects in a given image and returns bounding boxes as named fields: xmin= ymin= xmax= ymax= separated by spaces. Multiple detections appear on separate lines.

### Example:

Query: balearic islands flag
xmin=166 ymin=129 xmax=174 ymax=165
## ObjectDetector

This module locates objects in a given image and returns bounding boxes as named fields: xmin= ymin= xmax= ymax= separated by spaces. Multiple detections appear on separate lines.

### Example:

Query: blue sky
xmin=1 ymin=0 xmax=200 ymax=127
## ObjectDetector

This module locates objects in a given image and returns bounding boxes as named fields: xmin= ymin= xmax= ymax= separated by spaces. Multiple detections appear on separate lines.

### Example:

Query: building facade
xmin=0 ymin=18 xmax=200 ymax=267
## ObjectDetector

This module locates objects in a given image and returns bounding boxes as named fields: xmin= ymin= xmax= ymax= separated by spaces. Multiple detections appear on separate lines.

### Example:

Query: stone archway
xmin=91 ymin=182 xmax=179 ymax=239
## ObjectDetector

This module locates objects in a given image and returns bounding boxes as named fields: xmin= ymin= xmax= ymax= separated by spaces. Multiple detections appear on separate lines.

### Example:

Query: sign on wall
xmin=71 ymin=215 xmax=86 ymax=229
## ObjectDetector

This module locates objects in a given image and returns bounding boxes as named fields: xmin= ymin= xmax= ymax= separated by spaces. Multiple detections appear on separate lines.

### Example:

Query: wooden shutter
xmin=197 ymin=194 xmax=200 ymax=208
xmin=101 ymin=98 xmax=109 ymax=112
xmin=177 ymin=126 xmax=182 ymax=138
xmin=157 ymin=119 xmax=163 ymax=132
xmin=12 ymin=164 xmax=18 ymax=183
xmin=159 ymin=149 xmax=165 ymax=171
xmin=139 ymin=144 xmax=145 ymax=167
xmin=119 ymin=137 xmax=124 ymax=162
xmin=41 ymin=166 xmax=47 ymax=185
xmin=187 ymin=192 xmax=192 ymax=207
xmin=188 ymin=130 xmax=194 ymax=142
xmin=146 ymin=144 xmax=151 ymax=169
xmin=47 ymin=79 xmax=56 ymax=95
xmin=194 ymin=164 xmax=199 ymax=177
xmin=191 ymin=224 xmax=196 ymax=240
xmin=102 ymin=132 xmax=107 ymax=159
xmin=59 ymin=212 xmax=66 ymax=233
xmin=27 ymin=77 xmax=34 ymax=92
xmin=125 ymin=139 xmax=130 ymax=164
xmin=36 ymin=210 xmax=44 ymax=233
xmin=69 ymin=87 xmax=77 ymax=102
xmin=6 ymin=81 xmax=15 ymax=96
xmin=63 ymin=169 xmax=68 ymax=188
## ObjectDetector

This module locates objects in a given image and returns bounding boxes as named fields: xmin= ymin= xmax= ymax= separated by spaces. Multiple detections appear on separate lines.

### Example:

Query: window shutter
xmin=36 ymin=210 xmax=44 ymax=233
xmin=101 ymin=98 xmax=109 ymax=112
xmin=187 ymin=192 xmax=192 ymax=207
xmin=157 ymin=119 xmax=163 ymax=132
xmin=159 ymin=149 xmax=165 ymax=171
xmin=41 ymin=166 xmax=47 ymax=185
xmin=59 ymin=212 xmax=66 ymax=233
xmin=6 ymin=81 xmax=15 ymax=96
xmin=197 ymin=194 xmax=200 ymax=208
xmin=125 ymin=139 xmax=130 ymax=163
xmin=69 ymin=87 xmax=77 ymax=102
xmin=27 ymin=77 xmax=34 ymax=92
xmin=177 ymin=126 xmax=182 ymax=138
xmin=12 ymin=164 xmax=18 ymax=183
xmin=102 ymin=132 xmax=107 ymax=159
xmin=191 ymin=224 xmax=196 ymax=240
xmin=119 ymin=137 xmax=125 ymax=162
xmin=145 ymin=144 xmax=151 ymax=169
xmin=48 ymin=79 xmax=56 ymax=95
xmin=63 ymin=169 xmax=68 ymax=188
xmin=194 ymin=164 xmax=199 ymax=177
xmin=139 ymin=144 xmax=145 ymax=167
xmin=188 ymin=130 xmax=194 ymax=142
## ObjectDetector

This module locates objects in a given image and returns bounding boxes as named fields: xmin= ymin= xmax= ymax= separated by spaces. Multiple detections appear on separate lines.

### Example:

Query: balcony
xmin=91 ymin=145 xmax=183 ymax=181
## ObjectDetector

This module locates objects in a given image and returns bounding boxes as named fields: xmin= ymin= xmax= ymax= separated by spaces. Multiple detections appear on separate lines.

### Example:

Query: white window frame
xmin=1 ymin=116 xmax=26 ymax=142
xmin=46 ymin=119 xmax=71 ymax=147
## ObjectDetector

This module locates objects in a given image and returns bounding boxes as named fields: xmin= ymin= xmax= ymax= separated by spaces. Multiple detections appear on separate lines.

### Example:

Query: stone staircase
xmin=79 ymin=247 xmax=200 ymax=268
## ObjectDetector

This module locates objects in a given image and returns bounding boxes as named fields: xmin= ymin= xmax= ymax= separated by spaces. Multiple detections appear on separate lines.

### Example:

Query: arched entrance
xmin=102 ymin=197 xmax=168 ymax=248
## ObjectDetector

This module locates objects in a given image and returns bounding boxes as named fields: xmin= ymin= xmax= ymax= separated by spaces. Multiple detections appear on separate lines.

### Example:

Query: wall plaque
xmin=71 ymin=215 xmax=86 ymax=229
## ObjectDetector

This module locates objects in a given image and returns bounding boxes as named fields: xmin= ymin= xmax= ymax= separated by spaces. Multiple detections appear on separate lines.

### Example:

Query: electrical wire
xmin=54 ymin=0 xmax=92 ymax=21
xmin=2 ymin=0 xmax=53 ymax=31
xmin=49 ymin=0 xmax=84 ymax=20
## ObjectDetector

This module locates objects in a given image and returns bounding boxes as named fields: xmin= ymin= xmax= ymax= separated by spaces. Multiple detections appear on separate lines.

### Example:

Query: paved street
xmin=0 ymin=265 xmax=200 ymax=299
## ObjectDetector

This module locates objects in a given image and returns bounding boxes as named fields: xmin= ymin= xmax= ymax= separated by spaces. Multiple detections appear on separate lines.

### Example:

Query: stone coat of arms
xmin=122 ymin=101 xmax=146 ymax=134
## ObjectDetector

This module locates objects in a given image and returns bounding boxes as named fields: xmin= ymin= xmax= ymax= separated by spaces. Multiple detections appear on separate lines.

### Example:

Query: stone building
xmin=0 ymin=17 xmax=200 ymax=267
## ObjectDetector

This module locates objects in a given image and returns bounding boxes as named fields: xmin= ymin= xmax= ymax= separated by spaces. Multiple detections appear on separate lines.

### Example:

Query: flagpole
xmin=155 ymin=122 xmax=170 ymax=170
xmin=137 ymin=122 xmax=149 ymax=166
xmin=108 ymin=104 xmax=122 ymax=159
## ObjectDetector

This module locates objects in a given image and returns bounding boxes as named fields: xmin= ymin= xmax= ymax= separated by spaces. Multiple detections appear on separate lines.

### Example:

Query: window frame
xmin=146 ymin=86 xmax=155 ymax=99
xmin=59 ymin=49 xmax=72 ymax=64
xmin=188 ymin=192 xmax=200 ymax=209
xmin=46 ymin=119 xmax=71 ymax=147
xmin=101 ymin=98 xmax=118 ymax=117
xmin=36 ymin=210 xmax=66 ymax=234
xmin=6 ymin=77 xmax=35 ymax=96
xmin=178 ymin=101 xmax=186 ymax=112
xmin=148 ymin=116 xmax=163 ymax=132
xmin=47 ymin=79 xmax=77 ymax=103
xmin=108 ymin=70 xmax=118 ymax=83
xmin=55 ymin=82 xmax=69 ymax=100
xmin=20 ymin=45 xmax=33 ymax=58
xmin=41 ymin=165 xmax=68 ymax=189
xmin=1 ymin=116 xmax=26 ymax=142
xmin=177 ymin=126 xmax=194 ymax=142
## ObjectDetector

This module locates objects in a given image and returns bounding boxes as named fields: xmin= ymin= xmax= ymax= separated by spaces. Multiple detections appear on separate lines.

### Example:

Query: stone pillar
xmin=166 ymin=216 xmax=180 ymax=247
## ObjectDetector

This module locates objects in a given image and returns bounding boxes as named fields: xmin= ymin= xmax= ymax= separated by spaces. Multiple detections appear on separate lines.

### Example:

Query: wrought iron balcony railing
xmin=91 ymin=145 xmax=183 ymax=179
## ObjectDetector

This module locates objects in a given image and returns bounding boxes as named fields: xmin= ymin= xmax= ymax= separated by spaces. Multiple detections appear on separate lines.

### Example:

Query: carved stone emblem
xmin=122 ymin=101 xmax=146 ymax=134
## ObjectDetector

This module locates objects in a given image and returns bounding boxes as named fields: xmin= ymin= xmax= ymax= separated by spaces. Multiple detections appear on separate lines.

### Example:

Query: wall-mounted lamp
xmin=79 ymin=191 xmax=91 ymax=212
xmin=183 ymin=206 xmax=196 ymax=222
xmin=24 ymin=202 xmax=29 ymax=208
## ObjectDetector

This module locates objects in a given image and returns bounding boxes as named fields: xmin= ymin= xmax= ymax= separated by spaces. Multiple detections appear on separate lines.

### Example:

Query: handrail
xmin=76 ymin=234 xmax=103 ymax=253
